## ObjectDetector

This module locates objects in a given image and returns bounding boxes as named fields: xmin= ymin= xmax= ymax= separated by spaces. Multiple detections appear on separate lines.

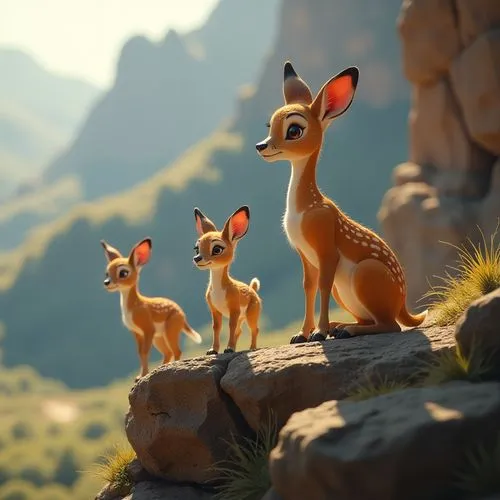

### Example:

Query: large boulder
xmin=456 ymin=0 xmax=500 ymax=47
xmin=409 ymin=80 xmax=492 ymax=197
xmin=455 ymin=287 xmax=500 ymax=368
xmin=398 ymin=0 xmax=461 ymax=85
xmin=269 ymin=382 xmax=500 ymax=500
xmin=221 ymin=326 xmax=454 ymax=430
xmin=451 ymin=30 xmax=500 ymax=155
xmin=125 ymin=354 xmax=247 ymax=483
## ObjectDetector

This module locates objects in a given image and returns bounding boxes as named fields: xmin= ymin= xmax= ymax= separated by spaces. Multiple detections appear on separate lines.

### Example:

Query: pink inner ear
xmin=231 ymin=211 xmax=249 ymax=239
xmin=325 ymin=75 xmax=354 ymax=115
xmin=135 ymin=242 xmax=151 ymax=266
xmin=195 ymin=216 xmax=203 ymax=236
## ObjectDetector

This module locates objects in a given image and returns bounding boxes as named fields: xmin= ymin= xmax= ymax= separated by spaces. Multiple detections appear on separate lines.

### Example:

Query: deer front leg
xmin=225 ymin=310 xmax=240 ymax=353
xmin=309 ymin=254 xmax=338 ymax=342
xmin=291 ymin=250 xmax=318 ymax=344
xmin=133 ymin=330 xmax=153 ymax=380
xmin=207 ymin=305 xmax=222 ymax=355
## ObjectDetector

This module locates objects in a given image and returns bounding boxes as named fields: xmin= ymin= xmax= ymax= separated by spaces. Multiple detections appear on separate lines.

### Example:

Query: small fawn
xmin=256 ymin=61 xmax=427 ymax=343
xmin=193 ymin=206 xmax=262 ymax=355
xmin=101 ymin=237 xmax=202 ymax=379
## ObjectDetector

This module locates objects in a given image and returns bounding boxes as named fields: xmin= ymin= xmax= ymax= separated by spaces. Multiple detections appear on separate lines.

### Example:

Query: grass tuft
xmin=422 ymin=343 xmax=495 ymax=386
xmin=423 ymin=223 xmax=500 ymax=326
xmin=453 ymin=433 xmax=500 ymax=496
xmin=91 ymin=443 xmax=135 ymax=493
xmin=346 ymin=374 xmax=409 ymax=402
xmin=214 ymin=412 xmax=278 ymax=500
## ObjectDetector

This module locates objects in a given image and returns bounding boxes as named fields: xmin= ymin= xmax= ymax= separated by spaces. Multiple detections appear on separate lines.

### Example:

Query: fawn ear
xmin=194 ymin=207 xmax=217 ymax=236
xmin=311 ymin=67 xmax=359 ymax=127
xmin=129 ymin=238 xmax=152 ymax=268
xmin=283 ymin=61 xmax=313 ymax=105
xmin=100 ymin=240 xmax=122 ymax=262
xmin=223 ymin=206 xmax=250 ymax=242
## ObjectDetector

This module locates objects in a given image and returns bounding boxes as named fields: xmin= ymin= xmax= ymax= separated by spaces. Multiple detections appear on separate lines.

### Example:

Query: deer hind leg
xmin=328 ymin=285 xmax=374 ymax=335
xmin=153 ymin=336 xmax=173 ymax=365
xmin=335 ymin=259 xmax=403 ymax=339
xmin=164 ymin=315 xmax=184 ymax=361
xmin=245 ymin=299 xmax=261 ymax=351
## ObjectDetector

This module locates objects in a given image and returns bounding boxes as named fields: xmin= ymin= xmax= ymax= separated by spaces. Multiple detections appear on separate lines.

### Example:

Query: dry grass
xmin=0 ymin=131 xmax=242 ymax=290
xmin=422 ymin=343 xmax=495 ymax=386
xmin=423 ymin=223 xmax=500 ymax=326
xmin=453 ymin=433 xmax=500 ymax=497
xmin=346 ymin=374 xmax=410 ymax=402
xmin=214 ymin=412 xmax=278 ymax=500
xmin=91 ymin=443 xmax=136 ymax=493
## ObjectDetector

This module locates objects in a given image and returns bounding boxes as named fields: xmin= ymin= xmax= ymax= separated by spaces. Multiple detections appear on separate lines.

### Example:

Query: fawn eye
xmin=119 ymin=269 xmax=129 ymax=279
xmin=286 ymin=124 xmax=304 ymax=140
xmin=212 ymin=245 xmax=224 ymax=256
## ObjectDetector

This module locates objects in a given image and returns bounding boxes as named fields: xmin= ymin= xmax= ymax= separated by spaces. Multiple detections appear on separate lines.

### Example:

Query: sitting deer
xmin=193 ymin=206 xmax=262 ymax=355
xmin=255 ymin=61 xmax=427 ymax=343
xmin=101 ymin=237 xmax=202 ymax=379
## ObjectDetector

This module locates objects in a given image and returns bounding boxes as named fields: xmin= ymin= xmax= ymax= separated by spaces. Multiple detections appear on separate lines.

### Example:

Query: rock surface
xmin=123 ymin=481 xmax=213 ymax=500
xmin=126 ymin=326 xmax=455 ymax=484
xmin=455 ymin=287 xmax=500 ymax=366
xmin=126 ymin=355 xmax=247 ymax=483
xmin=269 ymin=382 xmax=500 ymax=500
xmin=398 ymin=0 xmax=461 ymax=84
xmin=379 ymin=0 xmax=500 ymax=306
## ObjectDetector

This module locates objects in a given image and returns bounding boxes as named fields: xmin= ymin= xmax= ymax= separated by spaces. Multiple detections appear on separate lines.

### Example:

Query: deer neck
xmin=210 ymin=266 xmax=231 ymax=291
xmin=119 ymin=284 xmax=142 ymax=313
xmin=287 ymin=149 xmax=322 ymax=214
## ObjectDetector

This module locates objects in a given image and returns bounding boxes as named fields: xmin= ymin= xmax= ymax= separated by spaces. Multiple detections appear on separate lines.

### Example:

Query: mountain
xmin=42 ymin=0 xmax=280 ymax=198
xmin=0 ymin=49 xmax=99 ymax=199
xmin=0 ymin=0 xmax=410 ymax=389
xmin=0 ymin=0 xmax=280 ymax=251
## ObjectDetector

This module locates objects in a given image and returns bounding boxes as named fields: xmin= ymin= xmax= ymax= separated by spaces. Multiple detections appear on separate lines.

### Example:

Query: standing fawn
xmin=101 ymin=237 xmax=202 ymax=379
xmin=255 ymin=61 xmax=427 ymax=343
xmin=193 ymin=206 xmax=262 ymax=355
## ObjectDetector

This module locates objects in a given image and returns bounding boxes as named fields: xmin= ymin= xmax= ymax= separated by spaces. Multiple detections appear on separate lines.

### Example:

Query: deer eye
xmin=286 ymin=124 xmax=304 ymax=140
xmin=212 ymin=245 xmax=224 ymax=256
xmin=119 ymin=269 xmax=129 ymax=279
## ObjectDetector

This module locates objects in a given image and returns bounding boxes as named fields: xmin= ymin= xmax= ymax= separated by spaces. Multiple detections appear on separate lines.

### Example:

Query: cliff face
xmin=379 ymin=0 xmax=500 ymax=306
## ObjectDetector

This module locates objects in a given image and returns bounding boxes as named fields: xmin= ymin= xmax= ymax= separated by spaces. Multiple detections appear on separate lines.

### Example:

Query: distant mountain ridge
xmin=42 ymin=0 xmax=281 ymax=199
xmin=0 ymin=48 xmax=99 ymax=199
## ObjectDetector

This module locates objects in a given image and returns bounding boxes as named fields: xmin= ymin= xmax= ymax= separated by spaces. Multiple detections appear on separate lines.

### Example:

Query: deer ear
xmin=129 ymin=238 xmax=152 ymax=268
xmin=101 ymin=240 xmax=122 ymax=262
xmin=194 ymin=207 xmax=217 ymax=236
xmin=223 ymin=206 xmax=250 ymax=242
xmin=283 ymin=61 xmax=313 ymax=105
xmin=312 ymin=67 xmax=359 ymax=126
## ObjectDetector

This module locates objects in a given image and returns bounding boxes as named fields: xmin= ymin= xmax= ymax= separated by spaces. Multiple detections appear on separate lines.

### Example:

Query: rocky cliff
xmin=378 ymin=0 xmax=500 ymax=306
xmin=96 ymin=288 xmax=500 ymax=500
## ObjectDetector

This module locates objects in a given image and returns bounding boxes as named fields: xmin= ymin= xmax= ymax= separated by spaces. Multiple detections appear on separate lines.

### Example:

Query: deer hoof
xmin=290 ymin=334 xmax=308 ymax=344
xmin=206 ymin=349 xmax=218 ymax=355
xmin=224 ymin=347 xmax=235 ymax=354
xmin=309 ymin=332 xmax=327 ymax=342
xmin=335 ymin=329 xmax=353 ymax=339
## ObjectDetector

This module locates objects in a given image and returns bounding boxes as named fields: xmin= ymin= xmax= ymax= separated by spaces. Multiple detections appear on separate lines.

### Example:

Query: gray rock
xmin=124 ymin=481 xmax=213 ymax=499
xmin=270 ymin=382 xmax=500 ymax=500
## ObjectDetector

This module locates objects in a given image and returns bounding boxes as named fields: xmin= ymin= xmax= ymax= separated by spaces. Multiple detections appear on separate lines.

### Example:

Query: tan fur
xmin=101 ymin=238 xmax=201 ymax=380
xmin=256 ymin=62 xmax=427 ymax=340
xmin=193 ymin=206 xmax=262 ymax=354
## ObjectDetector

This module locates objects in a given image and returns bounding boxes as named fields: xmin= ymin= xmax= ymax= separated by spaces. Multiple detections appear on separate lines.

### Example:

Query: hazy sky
xmin=1 ymin=0 xmax=219 ymax=88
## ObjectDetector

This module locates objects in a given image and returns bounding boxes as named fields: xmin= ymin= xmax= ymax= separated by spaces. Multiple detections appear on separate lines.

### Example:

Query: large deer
xmin=256 ymin=61 xmax=427 ymax=343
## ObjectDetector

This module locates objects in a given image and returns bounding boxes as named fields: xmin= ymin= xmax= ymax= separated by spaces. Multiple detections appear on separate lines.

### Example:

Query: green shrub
xmin=424 ymin=224 xmax=500 ymax=326
xmin=10 ymin=423 xmax=33 ymax=441
xmin=0 ymin=480 xmax=37 ymax=500
xmin=53 ymin=448 xmax=80 ymax=487
xmin=82 ymin=421 xmax=108 ymax=440
xmin=214 ymin=412 xmax=278 ymax=500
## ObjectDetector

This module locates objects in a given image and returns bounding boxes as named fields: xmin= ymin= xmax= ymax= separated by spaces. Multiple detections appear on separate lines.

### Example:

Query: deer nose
xmin=103 ymin=277 xmax=111 ymax=287
xmin=193 ymin=255 xmax=203 ymax=264
xmin=256 ymin=141 xmax=268 ymax=152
